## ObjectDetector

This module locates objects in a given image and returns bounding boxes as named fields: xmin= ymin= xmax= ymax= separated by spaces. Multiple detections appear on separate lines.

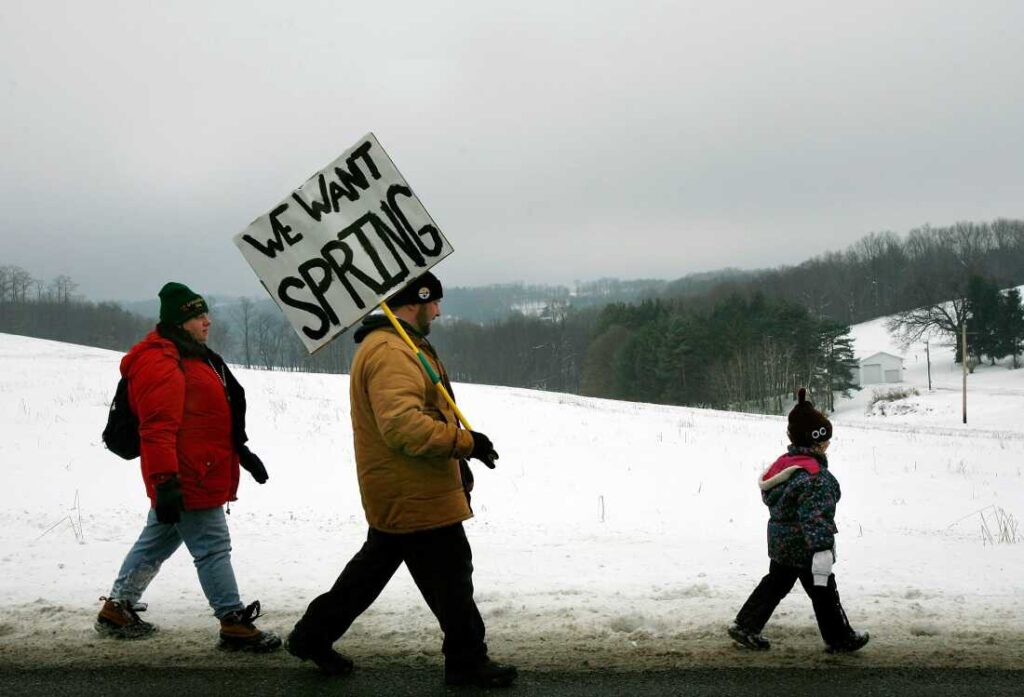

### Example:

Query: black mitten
xmin=239 ymin=445 xmax=269 ymax=484
xmin=469 ymin=431 xmax=499 ymax=469
xmin=154 ymin=475 xmax=184 ymax=524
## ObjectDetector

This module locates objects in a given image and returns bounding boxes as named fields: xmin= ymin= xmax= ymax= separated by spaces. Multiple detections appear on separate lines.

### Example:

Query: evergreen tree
xmin=995 ymin=288 xmax=1024 ymax=368
xmin=966 ymin=275 xmax=1003 ymax=364
xmin=812 ymin=321 xmax=859 ymax=411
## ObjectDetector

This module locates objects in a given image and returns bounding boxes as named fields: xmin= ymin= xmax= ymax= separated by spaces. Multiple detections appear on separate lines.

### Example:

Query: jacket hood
xmin=121 ymin=329 xmax=177 ymax=377
xmin=353 ymin=314 xmax=421 ymax=344
xmin=759 ymin=453 xmax=822 ymax=491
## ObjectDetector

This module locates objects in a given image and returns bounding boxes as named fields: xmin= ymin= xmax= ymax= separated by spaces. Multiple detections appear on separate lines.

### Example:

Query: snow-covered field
xmin=1 ymin=320 xmax=1022 ymax=671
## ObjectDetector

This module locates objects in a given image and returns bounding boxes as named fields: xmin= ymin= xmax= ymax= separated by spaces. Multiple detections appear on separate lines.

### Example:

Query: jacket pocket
xmin=180 ymin=445 xmax=232 ymax=493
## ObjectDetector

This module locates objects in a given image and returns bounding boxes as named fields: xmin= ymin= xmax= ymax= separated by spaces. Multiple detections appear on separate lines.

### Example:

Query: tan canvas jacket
xmin=349 ymin=327 xmax=475 ymax=533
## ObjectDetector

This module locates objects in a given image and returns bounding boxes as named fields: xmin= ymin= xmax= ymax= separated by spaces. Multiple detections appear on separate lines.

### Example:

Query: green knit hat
xmin=158 ymin=282 xmax=208 ymax=325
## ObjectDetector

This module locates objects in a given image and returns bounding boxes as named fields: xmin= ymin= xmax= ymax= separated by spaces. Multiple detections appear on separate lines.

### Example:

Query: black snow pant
xmin=292 ymin=522 xmax=487 ymax=666
xmin=734 ymin=560 xmax=853 ymax=646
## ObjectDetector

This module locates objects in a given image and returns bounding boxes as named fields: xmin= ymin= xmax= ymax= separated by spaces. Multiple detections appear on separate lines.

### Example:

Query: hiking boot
xmin=285 ymin=630 xmax=354 ymax=677
xmin=444 ymin=659 xmax=518 ymax=688
xmin=218 ymin=600 xmax=282 ymax=652
xmin=95 ymin=597 xmax=157 ymax=639
xmin=826 ymin=630 xmax=870 ymax=654
xmin=728 ymin=622 xmax=770 ymax=650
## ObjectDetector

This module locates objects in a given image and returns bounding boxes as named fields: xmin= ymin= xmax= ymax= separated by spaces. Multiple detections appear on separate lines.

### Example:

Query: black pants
xmin=293 ymin=522 xmax=487 ymax=666
xmin=735 ymin=560 xmax=852 ymax=646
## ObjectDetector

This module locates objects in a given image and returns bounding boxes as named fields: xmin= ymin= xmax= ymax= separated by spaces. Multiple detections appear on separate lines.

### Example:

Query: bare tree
xmin=887 ymin=296 xmax=969 ymax=361
xmin=50 ymin=275 xmax=78 ymax=304
xmin=11 ymin=268 xmax=33 ymax=302
xmin=232 ymin=297 xmax=255 ymax=369
xmin=252 ymin=310 xmax=290 ymax=371
xmin=0 ymin=266 xmax=11 ymax=304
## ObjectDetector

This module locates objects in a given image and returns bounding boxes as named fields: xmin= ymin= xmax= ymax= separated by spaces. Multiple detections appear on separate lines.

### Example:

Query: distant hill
xmin=440 ymin=278 xmax=672 ymax=323
xmin=662 ymin=268 xmax=761 ymax=299
xmin=109 ymin=260 xmax=901 ymax=328
xmin=439 ymin=272 xmax=766 ymax=323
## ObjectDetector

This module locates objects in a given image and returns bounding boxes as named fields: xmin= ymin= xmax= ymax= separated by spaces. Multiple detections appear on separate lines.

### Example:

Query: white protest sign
xmin=233 ymin=133 xmax=453 ymax=353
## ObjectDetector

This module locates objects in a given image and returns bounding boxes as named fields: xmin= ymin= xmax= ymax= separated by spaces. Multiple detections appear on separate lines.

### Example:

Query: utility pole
xmin=962 ymin=321 xmax=968 ymax=424
xmin=925 ymin=340 xmax=932 ymax=391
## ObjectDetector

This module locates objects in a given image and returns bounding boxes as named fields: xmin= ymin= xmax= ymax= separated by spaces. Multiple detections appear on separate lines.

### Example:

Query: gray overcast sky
xmin=2 ymin=0 xmax=1022 ymax=302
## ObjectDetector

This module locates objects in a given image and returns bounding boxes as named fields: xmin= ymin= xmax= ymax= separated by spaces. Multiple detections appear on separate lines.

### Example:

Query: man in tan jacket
xmin=286 ymin=272 xmax=517 ymax=688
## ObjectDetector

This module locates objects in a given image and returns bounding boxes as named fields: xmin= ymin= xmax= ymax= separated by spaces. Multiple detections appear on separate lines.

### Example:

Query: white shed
xmin=858 ymin=351 xmax=904 ymax=385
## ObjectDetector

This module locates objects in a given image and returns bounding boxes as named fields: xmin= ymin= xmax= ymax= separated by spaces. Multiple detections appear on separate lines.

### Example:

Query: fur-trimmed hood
xmin=759 ymin=453 xmax=822 ymax=491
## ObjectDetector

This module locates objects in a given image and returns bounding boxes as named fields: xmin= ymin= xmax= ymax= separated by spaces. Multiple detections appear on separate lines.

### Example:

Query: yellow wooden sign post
xmin=378 ymin=300 xmax=474 ymax=431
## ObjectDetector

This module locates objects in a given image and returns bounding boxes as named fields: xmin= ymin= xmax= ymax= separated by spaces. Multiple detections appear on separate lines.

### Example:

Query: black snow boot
xmin=218 ymin=600 xmax=282 ymax=652
xmin=728 ymin=623 xmax=771 ymax=650
xmin=95 ymin=597 xmax=157 ymax=639
xmin=826 ymin=630 xmax=870 ymax=653
xmin=285 ymin=630 xmax=354 ymax=677
xmin=445 ymin=659 xmax=518 ymax=688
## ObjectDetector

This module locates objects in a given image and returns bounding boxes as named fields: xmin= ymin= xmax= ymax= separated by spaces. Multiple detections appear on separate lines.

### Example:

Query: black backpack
xmin=102 ymin=377 xmax=140 ymax=460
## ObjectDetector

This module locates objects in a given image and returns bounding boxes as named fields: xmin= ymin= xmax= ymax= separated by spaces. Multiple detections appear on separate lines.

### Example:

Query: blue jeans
xmin=109 ymin=507 xmax=244 ymax=618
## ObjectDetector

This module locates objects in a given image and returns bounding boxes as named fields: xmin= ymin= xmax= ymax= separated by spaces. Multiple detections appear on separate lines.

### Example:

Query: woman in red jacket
xmin=95 ymin=282 xmax=279 ymax=652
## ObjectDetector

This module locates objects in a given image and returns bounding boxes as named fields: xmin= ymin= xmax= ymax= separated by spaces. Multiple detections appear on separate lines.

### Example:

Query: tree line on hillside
xmin=0 ymin=267 xmax=355 ymax=371
xmin=583 ymin=295 xmax=857 ymax=412
xmin=431 ymin=294 xmax=857 ymax=414
xmin=0 ymin=266 xmax=150 ymax=351
xmin=3 ymin=218 xmax=1022 ymax=415
xmin=707 ymin=219 xmax=1024 ymax=327
xmin=435 ymin=219 xmax=1024 ymax=412
xmin=432 ymin=311 xmax=596 ymax=394
xmin=440 ymin=220 xmax=1024 ymax=329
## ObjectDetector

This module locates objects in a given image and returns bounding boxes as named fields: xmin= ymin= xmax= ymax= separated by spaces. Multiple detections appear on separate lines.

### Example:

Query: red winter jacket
xmin=121 ymin=330 xmax=240 ymax=509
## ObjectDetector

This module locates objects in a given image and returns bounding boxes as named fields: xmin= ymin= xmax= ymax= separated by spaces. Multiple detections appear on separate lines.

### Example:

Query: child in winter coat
xmin=728 ymin=388 xmax=869 ymax=653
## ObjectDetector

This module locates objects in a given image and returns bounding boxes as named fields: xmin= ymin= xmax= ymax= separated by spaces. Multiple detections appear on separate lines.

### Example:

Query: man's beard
xmin=415 ymin=304 xmax=432 ymax=335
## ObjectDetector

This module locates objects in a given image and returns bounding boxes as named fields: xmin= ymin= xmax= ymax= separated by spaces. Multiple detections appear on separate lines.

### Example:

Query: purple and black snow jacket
xmin=758 ymin=446 xmax=841 ymax=567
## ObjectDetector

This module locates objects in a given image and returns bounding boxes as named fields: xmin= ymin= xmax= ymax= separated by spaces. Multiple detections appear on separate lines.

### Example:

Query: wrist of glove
xmin=153 ymin=475 xmax=184 ymax=525
xmin=811 ymin=549 xmax=835 ymax=587
xmin=238 ymin=445 xmax=269 ymax=484
xmin=469 ymin=431 xmax=499 ymax=469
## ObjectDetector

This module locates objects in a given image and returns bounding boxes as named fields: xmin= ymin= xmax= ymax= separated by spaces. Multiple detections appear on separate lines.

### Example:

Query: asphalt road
xmin=1 ymin=667 xmax=1022 ymax=697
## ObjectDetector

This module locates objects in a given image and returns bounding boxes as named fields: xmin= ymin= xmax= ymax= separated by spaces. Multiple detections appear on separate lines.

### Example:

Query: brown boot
xmin=95 ymin=596 xmax=157 ymax=639
xmin=218 ymin=600 xmax=282 ymax=652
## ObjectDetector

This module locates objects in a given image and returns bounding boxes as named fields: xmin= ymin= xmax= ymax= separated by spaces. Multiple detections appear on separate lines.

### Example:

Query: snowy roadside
xmin=2 ymin=515 xmax=1022 ymax=671
xmin=2 ymin=595 xmax=1022 ymax=671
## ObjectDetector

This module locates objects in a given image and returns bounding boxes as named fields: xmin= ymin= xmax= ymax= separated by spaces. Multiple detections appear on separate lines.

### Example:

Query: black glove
xmin=154 ymin=475 xmax=184 ymax=524
xmin=469 ymin=431 xmax=499 ymax=469
xmin=239 ymin=445 xmax=269 ymax=484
